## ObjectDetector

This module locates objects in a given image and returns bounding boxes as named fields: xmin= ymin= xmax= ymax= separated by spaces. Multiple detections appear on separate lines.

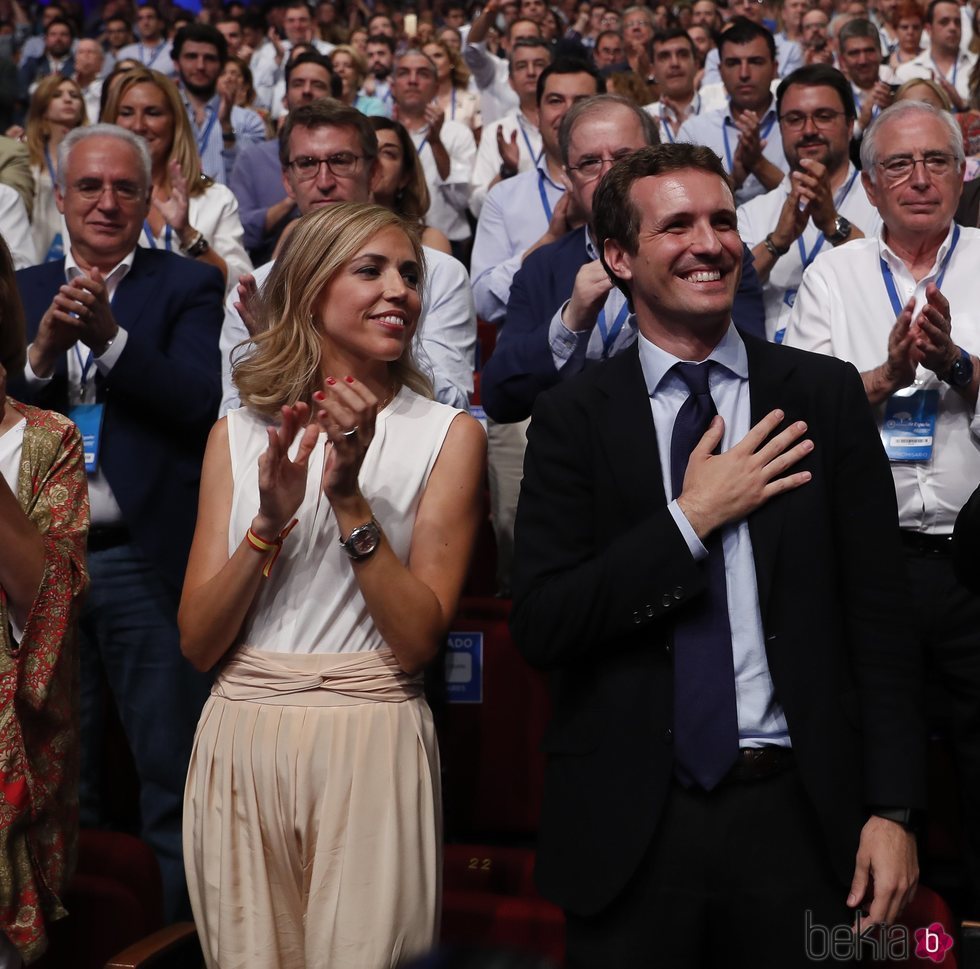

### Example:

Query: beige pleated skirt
xmin=182 ymin=647 xmax=442 ymax=969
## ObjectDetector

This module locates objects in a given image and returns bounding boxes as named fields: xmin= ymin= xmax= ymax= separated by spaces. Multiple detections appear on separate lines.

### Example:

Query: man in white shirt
xmin=838 ymin=19 xmax=894 ymax=134
xmin=390 ymin=50 xmax=476 ymax=257
xmin=895 ymin=0 xmax=977 ymax=108
xmin=784 ymin=101 xmax=980 ymax=920
xmin=464 ymin=0 xmax=543 ymax=124
xmin=116 ymin=4 xmax=174 ymax=76
xmin=738 ymin=64 xmax=881 ymax=342
xmin=700 ymin=1 xmax=803 ymax=83
xmin=470 ymin=38 xmax=551 ymax=217
xmin=221 ymin=100 xmax=475 ymax=416
xmin=73 ymin=38 xmax=103 ymax=123
xmin=644 ymin=28 xmax=702 ymax=144
xmin=677 ymin=18 xmax=790 ymax=204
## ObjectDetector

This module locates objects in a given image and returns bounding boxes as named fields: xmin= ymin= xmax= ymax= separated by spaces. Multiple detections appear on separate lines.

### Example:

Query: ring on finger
xmin=342 ymin=426 xmax=359 ymax=439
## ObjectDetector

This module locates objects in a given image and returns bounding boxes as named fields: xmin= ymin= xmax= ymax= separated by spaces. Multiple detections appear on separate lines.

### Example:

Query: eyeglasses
xmin=623 ymin=18 xmax=652 ymax=28
xmin=877 ymin=151 xmax=958 ymax=182
xmin=567 ymin=151 xmax=635 ymax=181
xmin=778 ymin=108 xmax=846 ymax=130
xmin=288 ymin=152 xmax=363 ymax=179
xmin=72 ymin=178 xmax=143 ymax=202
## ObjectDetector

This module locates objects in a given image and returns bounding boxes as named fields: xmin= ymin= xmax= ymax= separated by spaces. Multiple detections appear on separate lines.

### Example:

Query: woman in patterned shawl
xmin=0 ymin=236 xmax=89 ymax=968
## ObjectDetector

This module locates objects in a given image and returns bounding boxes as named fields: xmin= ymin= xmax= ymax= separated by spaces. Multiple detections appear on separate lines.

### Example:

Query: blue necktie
xmin=669 ymin=361 xmax=739 ymax=791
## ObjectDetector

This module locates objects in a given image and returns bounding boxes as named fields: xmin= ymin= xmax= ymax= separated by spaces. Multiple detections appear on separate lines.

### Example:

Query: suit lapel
xmin=744 ymin=337 xmax=798 ymax=618
xmin=592 ymin=344 xmax=668 ymax=517
xmin=111 ymin=248 xmax=158 ymax=325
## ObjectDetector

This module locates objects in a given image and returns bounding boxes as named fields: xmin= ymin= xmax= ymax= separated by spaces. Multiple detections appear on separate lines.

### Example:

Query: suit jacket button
xmin=632 ymin=610 xmax=641 ymax=624
xmin=662 ymin=593 xmax=672 ymax=607
xmin=665 ymin=642 xmax=672 ymax=655
xmin=645 ymin=604 xmax=654 ymax=617
xmin=663 ymin=728 xmax=673 ymax=744
xmin=673 ymin=586 xmax=684 ymax=599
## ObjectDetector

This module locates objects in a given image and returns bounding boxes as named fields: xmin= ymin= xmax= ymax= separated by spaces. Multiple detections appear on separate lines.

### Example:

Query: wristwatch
xmin=181 ymin=231 xmax=211 ymax=258
xmin=871 ymin=806 xmax=921 ymax=833
xmin=826 ymin=214 xmax=852 ymax=244
xmin=499 ymin=161 xmax=518 ymax=179
xmin=941 ymin=345 xmax=974 ymax=388
xmin=339 ymin=517 xmax=382 ymax=560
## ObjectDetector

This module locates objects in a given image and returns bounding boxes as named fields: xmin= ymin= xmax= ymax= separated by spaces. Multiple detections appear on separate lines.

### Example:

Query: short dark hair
xmin=838 ymin=17 xmax=882 ymax=51
xmin=44 ymin=16 xmax=75 ymax=37
xmin=776 ymin=64 xmax=856 ymax=120
xmin=718 ymin=16 xmax=776 ymax=61
xmin=279 ymin=98 xmax=379 ymax=167
xmin=366 ymin=33 xmax=396 ymax=52
xmin=594 ymin=143 xmax=732 ymax=301
xmin=595 ymin=29 xmax=623 ymax=48
xmin=536 ymin=57 xmax=605 ymax=104
xmin=653 ymin=26 xmax=696 ymax=54
xmin=558 ymin=93 xmax=660 ymax=167
xmin=285 ymin=48 xmax=333 ymax=84
xmin=926 ymin=0 xmax=958 ymax=23
xmin=172 ymin=23 xmax=229 ymax=62
xmin=510 ymin=36 xmax=552 ymax=71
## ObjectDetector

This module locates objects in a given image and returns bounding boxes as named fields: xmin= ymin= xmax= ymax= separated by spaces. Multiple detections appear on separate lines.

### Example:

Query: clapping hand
xmin=153 ymin=159 xmax=191 ymax=236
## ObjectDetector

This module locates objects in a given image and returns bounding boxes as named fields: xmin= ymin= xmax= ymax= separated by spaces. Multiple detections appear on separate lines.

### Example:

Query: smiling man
xmin=737 ymin=64 xmax=882 ymax=341
xmin=785 ymin=100 xmax=980 ymax=920
xmin=511 ymin=141 xmax=924 ymax=968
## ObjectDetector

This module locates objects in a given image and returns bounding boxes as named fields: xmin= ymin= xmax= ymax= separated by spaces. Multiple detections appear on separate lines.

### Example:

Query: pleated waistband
xmin=212 ymin=646 xmax=424 ymax=706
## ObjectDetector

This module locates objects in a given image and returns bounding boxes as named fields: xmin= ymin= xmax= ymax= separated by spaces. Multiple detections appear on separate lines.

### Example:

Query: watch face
xmin=349 ymin=523 xmax=380 ymax=556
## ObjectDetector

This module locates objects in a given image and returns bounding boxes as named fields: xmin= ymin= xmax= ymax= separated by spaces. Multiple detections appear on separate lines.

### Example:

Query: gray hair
xmin=558 ymin=94 xmax=660 ymax=167
xmin=860 ymin=100 xmax=964 ymax=182
xmin=837 ymin=16 xmax=881 ymax=49
xmin=57 ymin=123 xmax=152 ymax=193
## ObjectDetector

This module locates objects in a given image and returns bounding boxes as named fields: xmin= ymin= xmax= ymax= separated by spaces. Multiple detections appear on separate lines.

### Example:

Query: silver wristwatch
xmin=339 ymin=518 xmax=381 ymax=560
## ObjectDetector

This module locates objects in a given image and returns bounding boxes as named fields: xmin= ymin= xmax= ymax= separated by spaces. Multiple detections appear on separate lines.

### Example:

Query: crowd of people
xmin=0 ymin=0 xmax=978 ymax=965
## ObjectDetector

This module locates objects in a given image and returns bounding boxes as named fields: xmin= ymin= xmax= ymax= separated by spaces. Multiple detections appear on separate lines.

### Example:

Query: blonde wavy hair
xmin=331 ymin=44 xmax=369 ymax=90
xmin=26 ymin=75 xmax=87 ymax=169
xmin=422 ymin=38 xmax=471 ymax=89
xmin=235 ymin=203 xmax=433 ymax=417
xmin=101 ymin=68 xmax=212 ymax=198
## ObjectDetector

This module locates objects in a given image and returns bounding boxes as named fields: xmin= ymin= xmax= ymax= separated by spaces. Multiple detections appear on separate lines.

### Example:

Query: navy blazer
xmin=480 ymin=226 xmax=767 ymax=424
xmin=15 ymin=248 xmax=224 ymax=592
xmin=511 ymin=336 xmax=925 ymax=916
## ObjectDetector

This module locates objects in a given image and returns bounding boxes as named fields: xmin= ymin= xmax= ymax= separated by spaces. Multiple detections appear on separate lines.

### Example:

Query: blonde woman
xmin=101 ymin=68 xmax=252 ymax=292
xmin=24 ymin=75 xmax=87 ymax=262
xmin=179 ymin=203 xmax=485 ymax=969
xmin=423 ymin=38 xmax=481 ymax=133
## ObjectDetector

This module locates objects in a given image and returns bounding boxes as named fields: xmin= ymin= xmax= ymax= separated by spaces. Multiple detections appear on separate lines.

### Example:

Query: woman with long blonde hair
xmin=423 ymin=37 xmax=481 ymax=133
xmin=330 ymin=43 xmax=390 ymax=116
xmin=24 ymin=75 xmax=87 ymax=262
xmin=179 ymin=202 xmax=485 ymax=969
xmin=101 ymin=68 xmax=251 ymax=291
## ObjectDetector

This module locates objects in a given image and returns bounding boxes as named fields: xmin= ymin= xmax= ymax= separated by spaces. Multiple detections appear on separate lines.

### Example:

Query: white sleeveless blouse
xmin=226 ymin=387 xmax=461 ymax=655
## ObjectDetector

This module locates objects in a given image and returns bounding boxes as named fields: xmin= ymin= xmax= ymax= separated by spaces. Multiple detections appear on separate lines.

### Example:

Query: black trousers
xmin=564 ymin=767 xmax=855 ymax=969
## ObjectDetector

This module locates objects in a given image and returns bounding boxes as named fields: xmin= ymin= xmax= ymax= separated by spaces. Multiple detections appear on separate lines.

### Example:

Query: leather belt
xmin=87 ymin=524 xmax=131 ymax=552
xmin=724 ymin=747 xmax=795 ymax=783
xmin=899 ymin=530 xmax=953 ymax=556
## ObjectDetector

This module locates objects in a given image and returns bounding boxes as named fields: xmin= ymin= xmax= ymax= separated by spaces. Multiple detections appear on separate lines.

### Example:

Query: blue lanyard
xmin=143 ymin=220 xmax=172 ymax=251
xmin=196 ymin=105 xmax=219 ymax=156
xmin=74 ymin=343 xmax=95 ymax=388
xmin=853 ymin=89 xmax=881 ymax=121
xmin=795 ymin=168 xmax=859 ymax=269
xmin=416 ymin=135 xmax=428 ymax=156
xmin=879 ymin=224 xmax=960 ymax=317
xmin=43 ymin=145 xmax=56 ymax=185
xmin=661 ymin=116 xmax=676 ymax=144
xmin=518 ymin=120 xmax=543 ymax=166
xmin=537 ymin=170 xmax=557 ymax=222
xmin=597 ymin=302 xmax=630 ymax=358
xmin=932 ymin=55 xmax=957 ymax=86
xmin=721 ymin=109 xmax=776 ymax=172
xmin=139 ymin=42 xmax=164 ymax=68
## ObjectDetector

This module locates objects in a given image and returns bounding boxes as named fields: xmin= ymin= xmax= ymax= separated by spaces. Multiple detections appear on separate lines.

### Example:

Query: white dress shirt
xmin=461 ymin=39 xmax=518 ymax=125
xmin=677 ymin=101 xmax=790 ymax=205
xmin=220 ymin=245 xmax=475 ymax=415
xmin=895 ymin=49 xmax=977 ymax=101
xmin=784 ymin=224 xmax=980 ymax=533
xmin=409 ymin=120 xmax=476 ymax=241
xmin=644 ymin=94 xmax=703 ymax=145
xmin=116 ymin=39 xmax=175 ymax=76
xmin=470 ymin=157 xmax=565 ymax=323
xmin=0 ymin=183 xmax=37 ymax=270
xmin=638 ymin=324 xmax=790 ymax=746
xmin=736 ymin=164 xmax=882 ymax=342
xmin=469 ymin=109 xmax=542 ymax=218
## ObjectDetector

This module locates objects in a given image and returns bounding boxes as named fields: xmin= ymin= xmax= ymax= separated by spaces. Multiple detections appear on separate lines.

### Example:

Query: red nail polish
xmin=313 ymin=391 xmax=325 ymax=400
xmin=345 ymin=376 xmax=354 ymax=383
xmin=326 ymin=377 xmax=336 ymax=385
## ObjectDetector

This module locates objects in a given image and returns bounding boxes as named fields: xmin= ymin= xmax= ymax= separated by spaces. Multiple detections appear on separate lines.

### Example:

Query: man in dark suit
xmin=16 ymin=17 xmax=75 ymax=113
xmin=510 ymin=143 xmax=925 ymax=967
xmin=14 ymin=124 xmax=223 ymax=922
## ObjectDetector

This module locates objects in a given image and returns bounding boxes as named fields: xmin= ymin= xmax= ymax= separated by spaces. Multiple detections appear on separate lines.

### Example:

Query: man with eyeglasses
xmin=622 ymin=5 xmax=656 ymax=82
xmin=737 ymin=65 xmax=881 ymax=342
xmin=677 ymin=18 xmax=790 ymax=204
xmin=219 ymin=99 xmax=475 ymax=417
xmin=785 ymin=101 xmax=980 ymax=921
xmin=228 ymin=51 xmax=335 ymax=265
xmin=13 ymin=124 xmax=224 ymax=923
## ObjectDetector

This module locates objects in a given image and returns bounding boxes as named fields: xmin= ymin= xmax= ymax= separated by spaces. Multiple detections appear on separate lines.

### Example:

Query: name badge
xmin=782 ymin=288 xmax=797 ymax=309
xmin=69 ymin=403 xmax=105 ymax=473
xmin=881 ymin=389 xmax=938 ymax=462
